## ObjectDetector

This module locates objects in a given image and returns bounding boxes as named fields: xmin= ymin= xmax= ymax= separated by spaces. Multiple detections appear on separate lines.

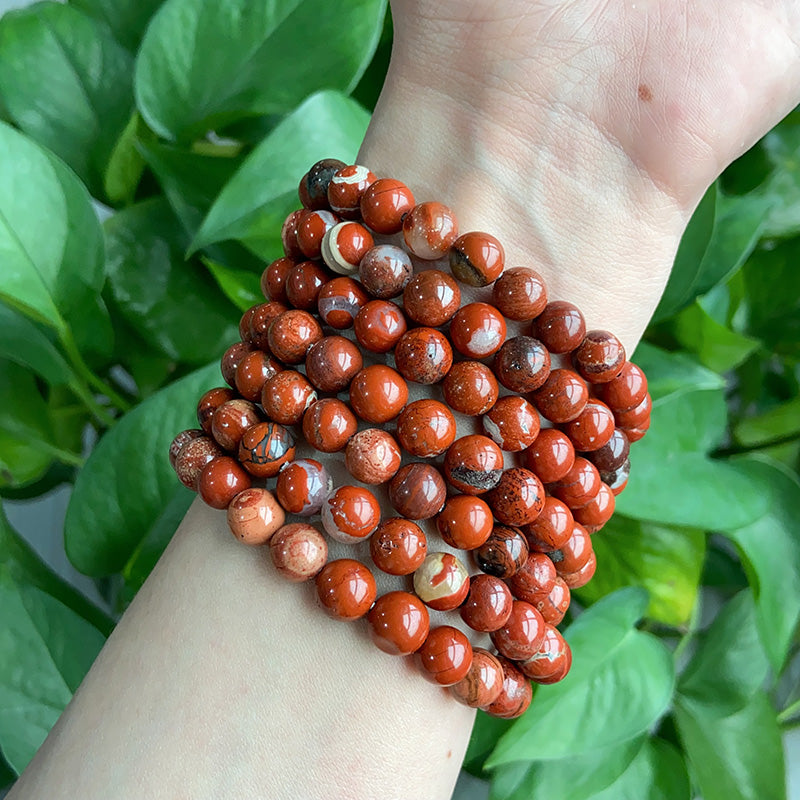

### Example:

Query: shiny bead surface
xmin=563 ymin=399 xmax=616 ymax=451
xmin=394 ymin=327 xmax=453 ymax=384
xmin=550 ymin=457 xmax=602 ymax=508
xmin=174 ymin=435 xmax=223 ymax=490
xmin=349 ymin=365 xmax=408 ymax=423
xmin=211 ymin=399 xmax=261 ymax=451
xmin=573 ymin=329 xmax=626 ymax=383
xmin=221 ymin=341 xmax=251 ymax=388
xmin=474 ymin=525 xmax=529 ymax=579
xmin=198 ymin=456 xmax=252 ymax=509
xmin=327 ymin=164 xmax=376 ymax=217
xmin=536 ymin=576 xmax=571 ymax=625
xmin=486 ymin=468 xmax=545 ymax=527
xmin=197 ymin=387 xmax=236 ymax=434
xmin=269 ymin=523 xmax=328 ymax=582
xmin=443 ymin=435 xmax=504 ymax=495
xmin=261 ymin=370 xmax=317 ymax=425
xmin=449 ymin=302 xmax=507 ymax=358
xmin=285 ymin=260 xmax=330 ymax=310
xmin=227 ymin=487 xmax=285 ymax=545
xmin=442 ymin=361 xmax=499 ymax=416
xmin=493 ymin=336 xmax=551 ymax=393
xmin=275 ymin=458 xmax=332 ymax=516
xmin=353 ymin=299 xmax=407 ymax=353
xmin=436 ymin=495 xmax=493 ymax=550
xmin=367 ymin=591 xmax=430 ymax=656
xmin=483 ymin=396 xmax=540 ymax=452
xmin=321 ymin=485 xmax=381 ymax=543
xmin=344 ymin=428 xmax=402 ymax=484
xmin=492 ymin=267 xmax=547 ymax=321
xmin=523 ymin=497 xmax=574 ymax=552
xmin=602 ymin=458 xmax=631 ymax=496
xmin=315 ymin=558 xmax=377 ymax=620
xmin=267 ymin=309 xmax=323 ymax=364
xmin=358 ymin=244 xmax=413 ymax=298
xmin=321 ymin=221 xmax=374 ymax=274
xmin=491 ymin=599 xmax=546 ymax=660
xmin=234 ymin=350 xmax=282 ymax=402
xmin=298 ymin=158 xmax=345 ymax=209
xmin=238 ymin=422 xmax=295 ymax=478
xmin=484 ymin=657 xmax=532 ymax=719
xmin=413 ymin=552 xmax=470 ymax=611
xmin=572 ymin=483 xmax=616 ymax=530
xmin=450 ymin=648 xmax=504 ymax=708
xmin=262 ymin=256 xmax=294 ymax=303
xmin=551 ymin=523 xmax=593 ymax=574
xmin=585 ymin=427 xmax=630 ymax=472
xmin=169 ymin=429 xmax=203 ymax=469
xmin=561 ymin=551 xmax=597 ymax=588
xmin=417 ymin=625 xmax=473 ymax=685
xmin=519 ymin=625 xmax=572 ymax=683
xmin=280 ymin=209 xmax=305 ymax=259
xmin=388 ymin=463 xmax=447 ymax=520
xmin=595 ymin=361 xmax=648 ymax=412
xmin=304 ymin=335 xmax=363 ymax=393
xmin=460 ymin=574 xmax=514 ymax=632
xmin=533 ymin=301 xmax=586 ymax=354
xmin=449 ymin=231 xmax=505 ymax=287
xmin=317 ymin=276 xmax=369 ymax=329
xmin=246 ymin=301 xmax=288 ymax=350
xmin=360 ymin=177 xmax=415 ymax=234
xmin=403 ymin=269 xmax=461 ymax=327
xmin=507 ymin=552 xmax=557 ymax=606
xmin=239 ymin=306 xmax=257 ymax=343
xmin=396 ymin=399 xmax=457 ymax=457
xmin=403 ymin=202 xmax=459 ymax=260
xmin=297 ymin=209 xmax=338 ymax=260
xmin=614 ymin=392 xmax=652 ymax=429
xmin=532 ymin=369 xmax=589 ymax=423
xmin=370 ymin=518 xmax=428 ymax=575
xmin=621 ymin=418 xmax=650 ymax=443
xmin=524 ymin=428 xmax=575 ymax=484
xmin=302 ymin=398 xmax=357 ymax=452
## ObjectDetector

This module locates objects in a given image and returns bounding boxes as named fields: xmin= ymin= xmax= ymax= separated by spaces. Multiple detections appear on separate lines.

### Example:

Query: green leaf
xmin=759 ymin=114 xmax=800 ymax=239
xmin=0 ymin=2 xmax=134 ymax=199
xmin=631 ymin=341 xmax=725 ymax=402
xmin=70 ymin=0 xmax=165 ymax=51
xmin=65 ymin=362 xmax=220 ymax=575
xmin=576 ymin=517 xmax=705 ymax=626
xmin=135 ymin=0 xmax=385 ymax=140
xmin=486 ymin=589 xmax=674 ymax=765
xmin=204 ymin=258 xmax=263 ymax=312
xmin=104 ymin=111 xmax=155 ymax=205
xmin=192 ymin=90 xmax=370 ymax=259
xmin=734 ymin=396 xmax=800 ymax=449
xmin=463 ymin=714 xmax=513 ymax=777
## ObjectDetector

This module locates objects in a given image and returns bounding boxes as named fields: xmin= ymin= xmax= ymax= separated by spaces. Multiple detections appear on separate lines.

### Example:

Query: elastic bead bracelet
xmin=169 ymin=158 xmax=652 ymax=718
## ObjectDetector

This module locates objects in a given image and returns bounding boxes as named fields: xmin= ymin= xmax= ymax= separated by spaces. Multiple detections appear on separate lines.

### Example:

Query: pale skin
xmin=10 ymin=2 xmax=800 ymax=798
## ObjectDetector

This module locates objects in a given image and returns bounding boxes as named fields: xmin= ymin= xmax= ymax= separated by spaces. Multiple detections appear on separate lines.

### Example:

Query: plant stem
xmin=778 ymin=697 xmax=800 ymax=726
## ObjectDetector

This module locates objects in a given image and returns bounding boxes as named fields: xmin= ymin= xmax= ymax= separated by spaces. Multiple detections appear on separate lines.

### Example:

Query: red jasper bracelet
xmin=169 ymin=158 xmax=651 ymax=719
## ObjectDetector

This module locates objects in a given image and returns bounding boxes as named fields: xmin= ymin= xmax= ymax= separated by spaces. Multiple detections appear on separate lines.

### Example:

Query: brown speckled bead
xmin=595 ymin=361 xmax=648 ymax=412
xmin=550 ymin=457 xmax=601 ymax=509
xmin=602 ymin=458 xmax=631 ymax=496
xmin=261 ymin=370 xmax=317 ymax=425
xmin=298 ymin=158 xmax=346 ymax=210
xmin=394 ymin=328 xmax=453 ymax=384
xmin=344 ymin=428 xmax=402 ymax=484
xmin=360 ymin=178 xmax=415 ymax=234
xmin=563 ymin=399 xmax=616 ymax=451
xmin=261 ymin=257 xmax=294 ymax=303
xmin=486 ymin=468 xmax=545 ymax=527
xmin=531 ymin=369 xmax=589 ymax=424
xmin=450 ymin=648 xmax=504 ymax=708
xmin=211 ymin=399 xmax=261 ymax=451
xmin=562 ymin=551 xmax=597 ymax=588
xmin=403 ymin=202 xmax=459 ymax=260
xmin=524 ymin=428 xmax=575 ymax=484
xmin=414 ymin=552 xmax=470 ymax=611
xmin=585 ymin=428 xmax=630 ymax=473
xmin=536 ymin=576 xmax=571 ymax=625
xmin=239 ymin=306 xmax=257 ymax=343
xmin=317 ymin=276 xmax=369 ymax=329
xmin=322 ymin=485 xmax=381 ymax=543
xmin=247 ymin=301 xmax=289 ymax=350
xmin=358 ymin=244 xmax=414 ymax=298
xmin=388 ymin=463 xmax=447 ymax=520
xmin=275 ymin=458 xmax=333 ymax=516
xmin=285 ymin=260 xmax=330 ymax=310
xmin=174 ymin=435 xmax=223 ymax=489
xmin=550 ymin=522 xmax=593 ymax=575
xmin=354 ymin=299 xmax=407 ymax=353
xmin=449 ymin=302 xmax=507 ymax=358
xmin=482 ymin=396 xmax=540 ymax=452
xmin=572 ymin=483 xmax=615 ymax=531
xmin=321 ymin=221 xmax=374 ymax=275
xmin=304 ymin=335 xmax=363 ymax=393
xmin=267 ymin=310 xmax=323 ymax=364
xmin=442 ymin=361 xmax=499 ymax=416
xmin=443 ymin=435 xmax=504 ymax=495
xmin=519 ymin=625 xmax=572 ymax=684
xmin=396 ymin=399 xmax=456 ymax=457
xmin=493 ymin=336 xmax=551 ymax=393
xmin=238 ymin=422 xmax=295 ymax=478
xmin=297 ymin=209 xmax=338 ymax=260
xmin=227 ymin=487 xmax=285 ymax=545
xmin=315 ymin=558 xmax=377 ymax=621
xmin=449 ymin=231 xmax=505 ymax=287
xmin=491 ymin=599 xmax=546 ymax=660
xmin=234 ymin=350 xmax=282 ymax=402
xmin=484 ymin=656 xmax=532 ymax=719
xmin=327 ymin=164 xmax=376 ymax=217
xmin=349 ymin=365 xmax=408 ymax=423
xmin=573 ymin=329 xmax=626 ymax=383
xmin=280 ymin=209 xmax=305 ymax=260
xmin=270 ymin=523 xmax=328 ymax=581
xmin=197 ymin=387 xmax=236 ymax=434
xmin=169 ymin=429 xmax=204 ymax=469
xmin=221 ymin=341 xmax=252 ymax=388
xmin=436 ymin=495 xmax=493 ymax=550
xmin=533 ymin=301 xmax=586 ymax=354
xmin=403 ymin=269 xmax=461 ymax=327
xmin=367 ymin=591 xmax=430 ymax=656
xmin=614 ymin=392 xmax=652 ymax=429
xmin=474 ymin=525 xmax=529 ymax=579
xmin=507 ymin=552 xmax=557 ymax=606
xmin=302 ymin=398 xmax=357 ymax=452
xmin=198 ymin=456 xmax=252 ymax=509
xmin=417 ymin=625 xmax=473 ymax=685
xmin=370 ymin=518 xmax=428 ymax=576
xmin=492 ymin=267 xmax=548 ymax=321
xmin=460 ymin=574 xmax=514 ymax=632
xmin=523 ymin=497 xmax=574 ymax=552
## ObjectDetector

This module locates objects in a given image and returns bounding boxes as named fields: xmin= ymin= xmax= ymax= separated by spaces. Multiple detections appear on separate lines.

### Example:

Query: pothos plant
xmin=0 ymin=1 xmax=798 ymax=797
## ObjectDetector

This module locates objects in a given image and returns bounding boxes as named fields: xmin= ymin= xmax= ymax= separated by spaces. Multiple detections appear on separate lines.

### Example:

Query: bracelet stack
xmin=169 ymin=158 xmax=651 ymax=719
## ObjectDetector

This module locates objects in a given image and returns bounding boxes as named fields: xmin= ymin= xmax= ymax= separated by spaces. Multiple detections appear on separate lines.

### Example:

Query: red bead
xmin=302 ymin=398 xmax=357 ymax=452
xmin=601 ymin=458 xmax=631 ymax=496
xmin=474 ymin=525 xmax=529 ymax=579
xmin=621 ymin=418 xmax=650 ymax=442
xmin=358 ymin=244 xmax=413 ymax=298
xmin=388 ymin=463 xmax=447 ymax=520
xmin=227 ymin=487 xmax=285 ymax=545
xmin=486 ymin=468 xmax=545 ymax=527
xmin=238 ymin=422 xmax=295 ymax=478
xmin=267 ymin=309 xmax=323 ymax=364
xmin=174 ymin=435 xmax=223 ymax=490
xmin=220 ymin=341 xmax=252 ymax=388
xmin=595 ymin=361 xmax=648 ymax=412
xmin=522 ymin=497 xmax=574 ymax=551
xmin=533 ymin=301 xmax=586 ymax=354
xmin=360 ymin=177 xmax=415 ymax=234
xmin=449 ymin=302 xmax=507 ymax=358
xmin=246 ymin=301 xmax=288 ymax=350
xmin=417 ymin=625 xmax=473 ymax=685
xmin=483 ymin=656 xmax=532 ymax=718
xmin=614 ymin=392 xmax=652 ymax=429
xmin=280 ymin=209 xmax=305 ymax=260
xmin=275 ymin=458 xmax=332 ymax=516
xmin=460 ymin=574 xmax=513 ymax=632
xmin=443 ymin=435 xmax=504 ymax=495
xmin=315 ymin=558 xmax=377 ymax=621
xmin=322 ymin=485 xmax=381 ymax=543
xmin=482 ymin=396 xmax=540 ymax=452
xmin=316 ymin=276 xmax=369 ymax=329
xmin=354 ymin=299 xmax=407 ymax=353
xmin=197 ymin=387 xmax=236 ymax=434
xmin=519 ymin=624 xmax=572 ymax=683
xmin=562 ymin=551 xmax=597 ymax=588
xmin=297 ymin=209 xmax=338 ymax=259
xmin=169 ymin=429 xmax=203 ymax=469
xmin=211 ymin=399 xmax=261 ymax=451
xmin=327 ymin=164 xmax=376 ymax=217
xmin=261 ymin=256 xmax=294 ymax=303
xmin=402 ymin=269 xmax=461 ymax=327
xmin=304 ymin=335 xmax=363 ymax=393
xmin=198 ymin=456 xmax=252 ymax=509
xmin=492 ymin=267 xmax=548 ymax=321
xmin=506 ymin=552 xmax=557 ymax=605
xmin=239 ymin=306 xmax=257 ymax=342
xmin=234 ymin=350 xmax=282 ymax=402
xmin=413 ymin=552 xmax=470 ymax=611
xmin=349 ymin=365 xmax=409 ymax=423
xmin=552 ymin=523 xmax=593 ymax=574
xmin=367 ymin=591 xmax=430 ymax=656
xmin=550 ymin=457 xmax=601 ymax=508
xmin=370 ymin=518 xmax=428 ymax=575
xmin=562 ymin=399 xmax=615 ymax=451
xmin=573 ymin=330 xmax=626 ymax=383
xmin=524 ymin=428 xmax=575 ymax=483
xmin=269 ymin=522 xmax=328 ymax=582
xmin=284 ymin=260 xmax=330 ymax=310
xmin=396 ymin=399 xmax=457 ymax=457
xmin=344 ymin=428 xmax=402 ymax=484
xmin=449 ymin=231 xmax=505 ymax=287
xmin=442 ymin=361 xmax=499 ymax=416
xmin=491 ymin=599 xmax=546 ymax=660
xmin=394 ymin=328 xmax=453 ymax=384
xmin=436 ymin=495 xmax=493 ymax=550
xmin=585 ymin=428 xmax=630 ymax=472
xmin=493 ymin=336 xmax=551 ymax=392
xmin=531 ymin=369 xmax=589 ymax=423
xmin=321 ymin=221 xmax=374 ymax=274
xmin=403 ymin=202 xmax=459 ymax=260
xmin=450 ymin=648 xmax=504 ymax=708
xmin=572 ymin=483 xmax=616 ymax=530
xmin=261 ymin=370 xmax=317 ymax=425
xmin=298 ymin=158 xmax=345 ymax=210
xmin=535 ymin=576 xmax=571 ymax=626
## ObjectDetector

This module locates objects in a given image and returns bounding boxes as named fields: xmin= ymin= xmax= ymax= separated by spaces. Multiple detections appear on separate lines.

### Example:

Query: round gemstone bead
xmin=585 ymin=428 xmax=630 ymax=472
xmin=197 ymin=387 xmax=236 ymax=434
xmin=267 ymin=309 xmax=323 ymax=364
xmin=482 ymin=396 xmax=540 ymax=452
xmin=620 ymin=418 xmax=651 ymax=443
xmin=280 ymin=209 xmax=305 ymax=260
xmin=506 ymin=552 xmax=557 ymax=605
xmin=536 ymin=576 xmax=571 ymax=625
xmin=573 ymin=329 xmax=626 ymax=383
xmin=367 ymin=591 xmax=430 ymax=656
xmin=524 ymin=428 xmax=575 ymax=483
xmin=562 ymin=551 xmax=597 ymax=588
xmin=444 ymin=435 xmax=504 ymax=495
xmin=226 ymin=487 xmax=285 ymax=545
xmin=304 ymin=335 xmax=363 ymax=393
xmin=327 ymin=164 xmax=376 ymax=218
xmin=358 ymin=244 xmax=414 ymax=298
xmin=484 ymin=656 xmax=532 ymax=719
xmin=316 ymin=276 xmax=369 ymax=329
xmin=221 ymin=342 xmax=252 ymax=388
xmin=169 ymin=429 xmax=203 ymax=469
xmin=239 ymin=306 xmax=257 ymax=343
xmin=551 ymin=523 xmax=593 ymax=574
xmin=601 ymin=458 xmax=631 ymax=496
xmin=449 ymin=302 xmax=507 ymax=358
xmin=261 ymin=370 xmax=317 ymax=425
xmin=474 ymin=525 xmax=529 ymax=579
xmin=533 ymin=301 xmax=586 ymax=354
xmin=354 ymin=299 xmax=407 ymax=353
xmin=492 ymin=267 xmax=548 ymax=321
xmin=523 ymin=497 xmax=574 ymax=552
xmin=322 ymin=485 xmax=382 ymax=543
xmin=359 ymin=177 xmax=415 ymax=234
xmin=449 ymin=231 xmax=505 ymax=286
xmin=174 ymin=435 xmax=223 ymax=490
xmin=285 ymin=260 xmax=330 ymax=310
xmin=246 ymin=301 xmax=288 ymax=350
xmin=413 ymin=552 xmax=470 ymax=611
xmin=298 ymin=158 xmax=346 ymax=209
xmin=491 ymin=599 xmax=546 ymax=660
xmin=519 ymin=625 xmax=572 ymax=684
xmin=238 ymin=421 xmax=295 ymax=478
xmin=531 ymin=369 xmax=589 ymax=423
xmin=486 ymin=468 xmax=545 ymax=527
xmin=297 ymin=209 xmax=338 ymax=259
xmin=344 ymin=428 xmax=402 ymax=484
xmin=262 ymin=256 xmax=294 ymax=303
xmin=388 ymin=463 xmax=447 ymax=520
xmin=550 ymin=457 xmax=602 ymax=508
xmin=321 ymin=221 xmax=374 ymax=274
xmin=349 ymin=365 xmax=408 ymax=423
xmin=417 ymin=625 xmax=473 ymax=686
xmin=198 ymin=456 xmax=252 ymax=509
xmin=615 ymin=392 xmax=652 ymax=429
xmin=436 ymin=495 xmax=493 ymax=550
xmin=562 ymin=399 xmax=616 ymax=451
xmin=450 ymin=648 xmax=504 ymax=708
xmin=234 ymin=350 xmax=282 ymax=402
xmin=315 ymin=558 xmax=377 ymax=621
xmin=460 ymin=574 xmax=514 ymax=632
xmin=394 ymin=328 xmax=453 ymax=384
xmin=275 ymin=458 xmax=333 ymax=516
xmin=302 ymin=398 xmax=357 ymax=452
xmin=442 ymin=361 xmax=499 ymax=416
xmin=403 ymin=269 xmax=461 ymax=327
xmin=269 ymin=523 xmax=328 ymax=582
xmin=402 ymin=202 xmax=459 ymax=260
xmin=211 ymin=399 xmax=261 ymax=451
xmin=396 ymin=399 xmax=457 ymax=457
xmin=493 ymin=336 xmax=551 ymax=393
xmin=595 ymin=361 xmax=648 ymax=412
xmin=370 ymin=518 xmax=428 ymax=575
xmin=572 ymin=482 xmax=616 ymax=531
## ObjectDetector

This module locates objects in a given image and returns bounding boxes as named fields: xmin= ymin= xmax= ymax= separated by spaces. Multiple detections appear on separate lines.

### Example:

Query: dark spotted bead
xmin=474 ymin=525 xmax=529 ymax=579
xmin=238 ymin=422 xmax=296 ymax=478
xmin=573 ymin=330 xmax=626 ymax=383
xmin=443 ymin=435 xmax=504 ymax=495
xmin=493 ymin=336 xmax=551 ymax=393
xmin=298 ymin=158 xmax=346 ymax=209
xmin=600 ymin=457 xmax=631 ymax=495
xmin=585 ymin=428 xmax=630 ymax=472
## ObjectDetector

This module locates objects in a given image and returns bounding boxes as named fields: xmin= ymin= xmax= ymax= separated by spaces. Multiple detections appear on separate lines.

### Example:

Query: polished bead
xmin=417 ymin=625 xmax=473 ymax=685
xmin=359 ymin=177 xmax=415 ymax=234
xmin=474 ymin=525 xmax=529 ymax=579
xmin=519 ymin=625 xmax=572 ymax=683
xmin=492 ymin=267 xmax=548 ymax=321
xmin=297 ymin=209 xmax=338 ymax=259
xmin=174 ymin=435 xmax=223 ymax=489
xmin=595 ymin=361 xmax=648 ymax=412
xmin=304 ymin=335 xmax=363 ymax=393
xmin=436 ymin=495 xmax=493 ymax=550
xmin=261 ymin=256 xmax=294 ymax=303
xmin=562 ymin=551 xmax=597 ymax=588
xmin=523 ymin=428 xmax=575 ymax=483
xmin=449 ymin=231 xmax=505 ymax=287
xmin=221 ymin=341 xmax=252 ymax=387
xmin=522 ymin=496 xmax=574 ymax=552
xmin=402 ymin=269 xmax=461 ymax=327
xmin=403 ymin=202 xmax=459 ymax=260
xmin=317 ymin=276 xmax=369 ymax=329
xmin=388 ymin=463 xmax=447 ymax=520
xmin=349 ymin=365 xmax=408 ymax=423
xmin=550 ymin=457 xmax=601 ymax=508
xmin=327 ymin=164 xmax=376 ymax=217
xmin=491 ymin=599 xmax=546 ymax=660
xmin=302 ymin=398 xmax=357 ymax=453
xmin=353 ymin=299 xmax=408 ymax=353
xmin=413 ymin=552 xmax=470 ymax=611
xmin=486 ymin=468 xmax=545 ymax=527
xmin=443 ymin=434 xmax=504 ymax=495
xmin=344 ymin=428 xmax=402 ymax=484
xmin=261 ymin=370 xmax=317 ymax=425
xmin=239 ymin=306 xmax=257 ymax=343
xmin=601 ymin=458 xmax=631 ymax=496
xmin=367 ymin=591 xmax=430 ymax=656
xmin=531 ymin=369 xmax=589 ymax=423
xmin=506 ymin=552 xmax=557 ymax=606
xmin=315 ymin=558 xmax=377 ymax=620
xmin=572 ymin=482 xmax=616 ymax=531
xmin=169 ymin=429 xmax=204 ymax=469
xmin=396 ymin=399 xmax=457 ymax=457
xmin=269 ymin=522 xmax=328 ymax=581
xmin=238 ymin=421 xmax=295 ymax=478
xmin=275 ymin=458 xmax=333 ymax=516
xmin=234 ymin=350 xmax=282 ymax=402
xmin=483 ymin=656 xmax=532 ymax=719
xmin=267 ymin=309 xmax=323 ymax=364
xmin=460 ymin=574 xmax=514 ymax=632
xmin=482 ymin=396 xmax=540 ymax=452
xmin=299 ymin=158 xmax=346 ymax=209
xmin=585 ymin=427 xmax=630 ymax=472
xmin=284 ymin=260 xmax=330 ymax=310
xmin=358 ymin=244 xmax=414 ymax=298
xmin=198 ymin=456 xmax=252 ymax=509
xmin=321 ymin=221 xmax=374 ymax=274
xmin=563 ymin=399 xmax=616 ymax=451
xmin=493 ymin=336 xmax=551 ymax=392
xmin=450 ymin=648 xmax=504 ymax=708
xmin=442 ymin=361 xmax=499 ymax=416
xmin=535 ymin=576 xmax=571 ymax=625
xmin=533 ymin=301 xmax=586 ymax=354
xmin=211 ymin=399 xmax=261 ymax=451
xmin=394 ymin=327 xmax=453 ymax=384
xmin=370 ymin=518 xmax=428 ymax=575
xmin=614 ymin=392 xmax=652 ymax=429
xmin=227 ymin=487 xmax=285 ymax=545
xmin=280 ymin=209 xmax=305 ymax=260
xmin=573 ymin=329 xmax=626 ymax=383
xmin=551 ymin=523 xmax=593 ymax=575
xmin=321 ymin=485 xmax=381 ymax=543
xmin=449 ymin=302 xmax=507 ymax=358
xmin=620 ymin=417 xmax=650 ymax=442
xmin=246 ymin=301 xmax=289 ymax=350
xmin=197 ymin=387 xmax=236 ymax=434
